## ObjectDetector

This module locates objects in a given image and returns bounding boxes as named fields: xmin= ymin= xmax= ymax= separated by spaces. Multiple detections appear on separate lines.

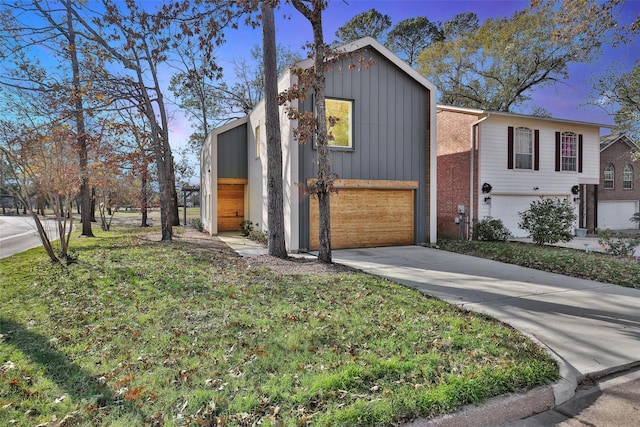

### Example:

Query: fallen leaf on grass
xmin=0 ymin=361 xmax=15 ymax=374
xmin=125 ymin=386 xmax=145 ymax=401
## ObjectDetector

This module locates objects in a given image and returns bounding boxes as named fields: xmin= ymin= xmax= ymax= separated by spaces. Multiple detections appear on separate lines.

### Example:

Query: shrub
xmin=190 ymin=218 xmax=204 ymax=232
xmin=518 ymin=197 xmax=576 ymax=245
xmin=597 ymin=229 xmax=640 ymax=257
xmin=472 ymin=217 xmax=511 ymax=241
xmin=248 ymin=229 xmax=268 ymax=245
xmin=630 ymin=212 xmax=640 ymax=225
xmin=240 ymin=220 xmax=255 ymax=236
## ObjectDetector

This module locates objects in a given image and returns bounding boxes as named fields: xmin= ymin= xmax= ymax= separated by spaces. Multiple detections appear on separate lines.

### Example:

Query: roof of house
xmin=437 ymin=104 xmax=611 ymax=129
xmin=600 ymin=133 xmax=639 ymax=151
xmin=295 ymin=36 xmax=437 ymax=93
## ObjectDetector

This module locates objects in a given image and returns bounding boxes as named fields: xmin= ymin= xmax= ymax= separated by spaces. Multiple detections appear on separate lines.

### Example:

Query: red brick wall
xmin=599 ymin=140 xmax=640 ymax=202
xmin=586 ymin=138 xmax=640 ymax=231
xmin=437 ymin=110 xmax=479 ymax=238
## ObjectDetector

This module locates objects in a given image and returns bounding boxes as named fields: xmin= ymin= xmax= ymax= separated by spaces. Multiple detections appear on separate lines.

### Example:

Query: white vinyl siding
xmin=476 ymin=116 xmax=600 ymax=226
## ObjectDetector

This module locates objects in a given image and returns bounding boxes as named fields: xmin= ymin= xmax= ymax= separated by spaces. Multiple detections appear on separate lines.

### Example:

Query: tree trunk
xmin=170 ymin=159 xmax=180 ymax=227
xmin=141 ymin=166 xmax=149 ymax=227
xmin=30 ymin=211 xmax=60 ymax=264
xmin=262 ymin=2 xmax=287 ymax=258
xmin=64 ymin=0 xmax=93 ymax=237
xmin=310 ymin=9 xmax=331 ymax=263
xmin=37 ymin=195 xmax=45 ymax=216
xmin=291 ymin=0 xmax=332 ymax=263
xmin=90 ymin=186 xmax=96 ymax=222
xmin=154 ymin=132 xmax=173 ymax=240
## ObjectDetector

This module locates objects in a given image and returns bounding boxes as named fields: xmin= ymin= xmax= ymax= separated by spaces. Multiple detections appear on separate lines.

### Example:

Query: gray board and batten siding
xmin=297 ymin=48 xmax=431 ymax=250
xmin=217 ymin=123 xmax=248 ymax=179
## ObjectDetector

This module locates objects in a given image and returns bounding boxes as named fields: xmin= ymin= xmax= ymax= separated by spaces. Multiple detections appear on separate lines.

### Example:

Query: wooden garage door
xmin=309 ymin=180 xmax=417 ymax=250
xmin=218 ymin=178 xmax=246 ymax=232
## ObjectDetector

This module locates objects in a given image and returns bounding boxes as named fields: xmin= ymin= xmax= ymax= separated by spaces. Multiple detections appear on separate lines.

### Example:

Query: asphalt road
xmin=0 ymin=215 xmax=61 ymax=259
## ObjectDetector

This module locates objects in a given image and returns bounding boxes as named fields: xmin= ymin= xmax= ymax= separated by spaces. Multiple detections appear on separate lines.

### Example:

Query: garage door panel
xmin=490 ymin=196 xmax=541 ymax=238
xmin=309 ymin=188 xmax=414 ymax=250
xmin=598 ymin=201 xmax=638 ymax=230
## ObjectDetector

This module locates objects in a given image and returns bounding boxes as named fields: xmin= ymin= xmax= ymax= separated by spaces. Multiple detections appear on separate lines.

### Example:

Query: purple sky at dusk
xmin=210 ymin=0 xmax=639 ymax=130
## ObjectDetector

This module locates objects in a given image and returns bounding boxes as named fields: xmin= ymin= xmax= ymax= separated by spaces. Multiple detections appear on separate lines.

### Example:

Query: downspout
xmin=469 ymin=115 xmax=489 ymax=240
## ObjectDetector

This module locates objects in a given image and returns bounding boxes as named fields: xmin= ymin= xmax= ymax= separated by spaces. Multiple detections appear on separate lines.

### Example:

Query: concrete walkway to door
xmin=332 ymin=246 xmax=640 ymax=405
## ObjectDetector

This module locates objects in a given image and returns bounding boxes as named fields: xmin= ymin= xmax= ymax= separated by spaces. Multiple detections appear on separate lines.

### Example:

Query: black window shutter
xmin=507 ymin=126 xmax=514 ymax=169
xmin=578 ymin=134 xmax=583 ymax=173
xmin=555 ymin=132 xmax=561 ymax=171
xmin=534 ymin=129 xmax=540 ymax=171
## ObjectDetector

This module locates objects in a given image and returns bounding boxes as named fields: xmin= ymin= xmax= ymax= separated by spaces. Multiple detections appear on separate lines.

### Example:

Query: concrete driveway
xmin=332 ymin=245 xmax=640 ymax=404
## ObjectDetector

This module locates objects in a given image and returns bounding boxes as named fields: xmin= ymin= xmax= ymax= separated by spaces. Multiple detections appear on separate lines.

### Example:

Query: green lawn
xmin=0 ymin=226 xmax=557 ymax=426
xmin=107 ymin=207 xmax=201 ymax=223
xmin=437 ymin=239 xmax=640 ymax=288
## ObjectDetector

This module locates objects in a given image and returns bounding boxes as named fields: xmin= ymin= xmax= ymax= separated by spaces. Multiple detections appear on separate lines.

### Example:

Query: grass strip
xmin=438 ymin=239 xmax=640 ymax=288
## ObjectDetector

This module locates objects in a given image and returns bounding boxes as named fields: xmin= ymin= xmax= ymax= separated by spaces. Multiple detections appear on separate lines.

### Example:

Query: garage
xmin=309 ymin=180 xmax=418 ymax=250
xmin=490 ymin=195 xmax=550 ymax=238
xmin=598 ymin=200 xmax=639 ymax=230
xmin=217 ymin=178 xmax=247 ymax=232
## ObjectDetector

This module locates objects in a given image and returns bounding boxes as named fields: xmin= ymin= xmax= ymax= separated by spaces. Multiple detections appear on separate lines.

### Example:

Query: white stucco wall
xmin=200 ymin=131 xmax=213 ymax=234
xmin=246 ymin=70 xmax=300 ymax=252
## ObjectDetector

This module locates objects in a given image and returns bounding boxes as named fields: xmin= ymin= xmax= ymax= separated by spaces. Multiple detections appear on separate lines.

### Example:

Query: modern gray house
xmin=200 ymin=37 xmax=437 ymax=252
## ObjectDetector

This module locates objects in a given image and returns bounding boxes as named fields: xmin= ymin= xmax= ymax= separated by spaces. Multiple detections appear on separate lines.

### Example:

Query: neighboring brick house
xmin=586 ymin=134 xmax=640 ymax=231
xmin=437 ymin=105 xmax=604 ymax=238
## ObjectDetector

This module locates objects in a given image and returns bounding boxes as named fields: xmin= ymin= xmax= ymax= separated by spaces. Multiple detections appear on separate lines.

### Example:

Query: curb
xmin=404 ymin=386 xmax=555 ymax=427
xmin=540 ymin=344 xmax=578 ymax=406
xmin=403 ymin=344 xmax=640 ymax=426
xmin=402 ymin=328 xmax=580 ymax=426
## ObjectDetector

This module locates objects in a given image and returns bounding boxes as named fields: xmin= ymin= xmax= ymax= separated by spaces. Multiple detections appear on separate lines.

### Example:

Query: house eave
xmin=437 ymin=104 xmax=612 ymax=129
xmin=600 ymin=134 xmax=639 ymax=152
xmin=295 ymin=37 xmax=437 ymax=93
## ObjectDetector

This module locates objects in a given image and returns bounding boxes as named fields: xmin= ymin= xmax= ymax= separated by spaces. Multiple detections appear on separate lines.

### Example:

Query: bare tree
xmin=1 ymin=0 xmax=101 ymax=237
xmin=67 ymin=0 xmax=180 ymax=240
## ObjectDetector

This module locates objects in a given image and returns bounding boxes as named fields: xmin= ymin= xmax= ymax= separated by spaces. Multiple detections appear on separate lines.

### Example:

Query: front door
xmin=217 ymin=179 xmax=246 ymax=232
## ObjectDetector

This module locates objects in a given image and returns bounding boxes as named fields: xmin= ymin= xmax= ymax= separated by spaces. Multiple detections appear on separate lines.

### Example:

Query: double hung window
xmin=561 ymin=132 xmax=577 ymax=172
xmin=515 ymin=127 xmax=533 ymax=169
xmin=624 ymin=165 xmax=634 ymax=189
xmin=604 ymin=164 xmax=614 ymax=189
